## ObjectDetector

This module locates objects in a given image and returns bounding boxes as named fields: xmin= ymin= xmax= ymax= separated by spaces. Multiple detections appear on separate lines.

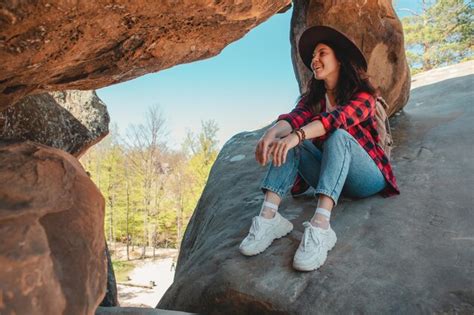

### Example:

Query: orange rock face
xmin=290 ymin=0 xmax=410 ymax=115
xmin=0 ymin=0 xmax=291 ymax=109
xmin=0 ymin=141 xmax=106 ymax=314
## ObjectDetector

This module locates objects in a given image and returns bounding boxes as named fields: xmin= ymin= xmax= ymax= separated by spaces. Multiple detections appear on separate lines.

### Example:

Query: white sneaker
xmin=292 ymin=221 xmax=337 ymax=271
xmin=239 ymin=212 xmax=293 ymax=256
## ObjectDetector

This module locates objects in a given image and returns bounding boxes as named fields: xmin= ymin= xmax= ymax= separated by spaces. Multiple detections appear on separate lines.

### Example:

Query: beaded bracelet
xmin=294 ymin=127 xmax=306 ymax=144
xmin=293 ymin=129 xmax=302 ymax=145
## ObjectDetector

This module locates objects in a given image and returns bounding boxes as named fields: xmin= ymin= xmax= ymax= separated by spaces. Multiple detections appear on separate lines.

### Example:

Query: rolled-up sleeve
xmin=311 ymin=92 xmax=376 ymax=134
xmin=276 ymin=95 xmax=313 ymax=130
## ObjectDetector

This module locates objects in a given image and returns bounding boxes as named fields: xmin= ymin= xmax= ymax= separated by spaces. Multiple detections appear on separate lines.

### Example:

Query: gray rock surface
xmin=156 ymin=61 xmax=474 ymax=314
xmin=0 ymin=90 xmax=109 ymax=157
xmin=96 ymin=306 xmax=199 ymax=315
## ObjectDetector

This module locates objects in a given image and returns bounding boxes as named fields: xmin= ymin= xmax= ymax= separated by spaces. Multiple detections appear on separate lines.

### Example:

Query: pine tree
xmin=401 ymin=0 xmax=473 ymax=74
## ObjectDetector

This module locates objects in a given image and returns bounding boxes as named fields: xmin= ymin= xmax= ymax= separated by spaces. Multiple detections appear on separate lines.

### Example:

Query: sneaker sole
xmin=239 ymin=219 xmax=293 ymax=256
xmin=292 ymin=234 xmax=337 ymax=271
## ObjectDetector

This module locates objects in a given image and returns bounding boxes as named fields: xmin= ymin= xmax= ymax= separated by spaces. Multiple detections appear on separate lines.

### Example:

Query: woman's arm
xmin=310 ymin=91 xmax=376 ymax=134
xmin=255 ymin=120 xmax=293 ymax=166
xmin=256 ymin=96 xmax=310 ymax=166
xmin=265 ymin=119 xmax=326 ymax=167
xmin=298 ymin=119 xmax=327 ymax=140
xmin=266 ymin=120 xmax=293 ymax=138
xmin=268 ymin=92 xmax=375 ymax=167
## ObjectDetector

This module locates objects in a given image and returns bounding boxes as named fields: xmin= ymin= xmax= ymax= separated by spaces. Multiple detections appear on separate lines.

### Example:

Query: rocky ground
xmin=117 ymin=258 xmax=175 ymax=308
xmin=108 ymin=243 xmax=179 ymax=307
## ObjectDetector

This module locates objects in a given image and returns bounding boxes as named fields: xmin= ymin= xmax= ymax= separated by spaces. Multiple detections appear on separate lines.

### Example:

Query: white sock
xmin=310 ymin=207 xmax=331 ymax=229
xmin=259 ymin=200 xmax=279 ymax=219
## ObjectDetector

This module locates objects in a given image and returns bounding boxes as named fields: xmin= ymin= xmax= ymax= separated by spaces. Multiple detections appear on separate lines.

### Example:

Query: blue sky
xmin=97 ymin=1 xmax=418 ymax=151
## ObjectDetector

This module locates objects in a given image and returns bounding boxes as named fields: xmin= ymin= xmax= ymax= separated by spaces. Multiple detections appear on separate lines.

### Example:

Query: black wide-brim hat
xmin=298 ymin=25 xmax=368 ymax=71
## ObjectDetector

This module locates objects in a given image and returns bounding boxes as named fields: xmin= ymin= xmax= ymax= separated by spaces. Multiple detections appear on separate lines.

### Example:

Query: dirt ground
xmin=109 ymin=242 xmax=180 ymax=307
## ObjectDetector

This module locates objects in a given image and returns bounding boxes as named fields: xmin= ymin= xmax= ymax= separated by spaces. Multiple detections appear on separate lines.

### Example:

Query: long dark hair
xmin=303 ymin=40 xmax=378 ymax=114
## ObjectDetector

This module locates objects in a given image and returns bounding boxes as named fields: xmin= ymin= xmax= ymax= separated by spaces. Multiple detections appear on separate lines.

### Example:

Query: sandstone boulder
xmin=290 ymin=0 xmax=410 ymax=115
xmin=0 ymin=0 xmax=291 ymax=109
xmin=0 ymin=141 xmax=107 ymax=315
xmin=0 ymin=90 xmax=109 ymax=157
xmin=0 ymin=89 xmax=116 ymax=307
xmin=156 ymin=61 xmax=474 ymax=314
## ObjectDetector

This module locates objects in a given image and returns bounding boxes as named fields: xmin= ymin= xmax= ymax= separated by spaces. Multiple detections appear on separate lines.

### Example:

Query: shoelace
xmin=302 ymin=221 xmax=322 ymax=251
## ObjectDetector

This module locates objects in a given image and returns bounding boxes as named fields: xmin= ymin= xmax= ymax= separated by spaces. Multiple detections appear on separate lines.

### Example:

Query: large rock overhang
xmin=0 ymin=0 xmax=292 ymax=110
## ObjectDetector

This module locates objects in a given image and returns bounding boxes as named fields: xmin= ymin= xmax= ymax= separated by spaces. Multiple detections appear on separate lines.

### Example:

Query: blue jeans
xmin=260 ymin=129 xmax=387 ymax=207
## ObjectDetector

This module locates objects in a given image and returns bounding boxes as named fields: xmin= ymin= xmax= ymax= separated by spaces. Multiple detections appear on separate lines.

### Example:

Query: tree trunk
xmin=125 ymin=197 xmax=130 ymax=261
xmin=108 ymin=195 xmax=114 ymax=244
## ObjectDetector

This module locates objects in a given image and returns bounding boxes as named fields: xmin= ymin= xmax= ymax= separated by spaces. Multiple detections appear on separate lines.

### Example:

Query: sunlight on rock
xmin=229 ymin=154 xmax=246 ymax=162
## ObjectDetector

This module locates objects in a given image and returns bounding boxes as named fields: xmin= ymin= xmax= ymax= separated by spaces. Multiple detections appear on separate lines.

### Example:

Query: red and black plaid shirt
xmin=276 ymin=91 xmax=400 ymax=198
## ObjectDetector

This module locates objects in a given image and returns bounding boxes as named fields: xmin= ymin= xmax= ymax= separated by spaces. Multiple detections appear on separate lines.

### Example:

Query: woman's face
xmin=311 ymin=43 xmax=340 ymax=81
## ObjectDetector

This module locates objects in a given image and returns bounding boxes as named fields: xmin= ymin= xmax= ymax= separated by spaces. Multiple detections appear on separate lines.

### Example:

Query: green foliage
xmin=184 ymin=119 xmax=219 ymax=187
xmin=112 ymin=260 xmax=135 ymax=282
xmin=80 ymin=111 xmax=220 ymax=257
xmin=401 ymin=0 xmax=473 ymax=74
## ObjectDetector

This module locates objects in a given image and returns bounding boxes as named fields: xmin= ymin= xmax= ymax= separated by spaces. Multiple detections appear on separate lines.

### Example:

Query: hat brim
xmin=298 ymin=25 xmax=368 ymax=72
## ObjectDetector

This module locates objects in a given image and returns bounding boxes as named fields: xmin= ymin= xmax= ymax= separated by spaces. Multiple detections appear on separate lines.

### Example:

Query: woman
xmin=239 ymin=25 xmax=400 ymax=271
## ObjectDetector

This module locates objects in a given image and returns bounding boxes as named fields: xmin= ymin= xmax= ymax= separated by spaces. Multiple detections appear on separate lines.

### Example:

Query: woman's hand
xmin=268 ymin=132 xmax=300 ymax=167
xmin=255 ymin=130 xmax=278 ymax=166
